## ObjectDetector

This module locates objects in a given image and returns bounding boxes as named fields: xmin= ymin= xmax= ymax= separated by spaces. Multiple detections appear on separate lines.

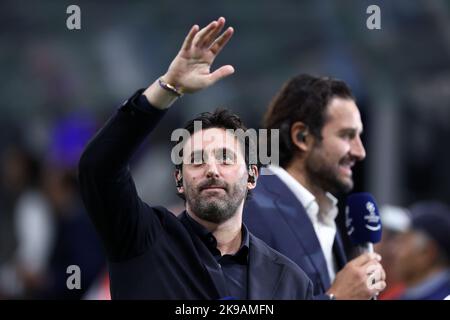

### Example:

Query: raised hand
xmin=162 ymin=17 xmax=234 ymax=93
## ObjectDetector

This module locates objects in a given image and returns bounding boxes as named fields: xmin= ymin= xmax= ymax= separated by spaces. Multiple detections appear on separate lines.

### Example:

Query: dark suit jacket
xmin=78 ymin=90 xmax=313 ymax=299
xmin=244 ymin=171 xmax=347 ymax=297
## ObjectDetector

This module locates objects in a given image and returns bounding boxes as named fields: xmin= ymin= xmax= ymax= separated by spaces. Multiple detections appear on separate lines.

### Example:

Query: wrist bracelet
xmin=158 ymin=78 xmax=184 ymax=97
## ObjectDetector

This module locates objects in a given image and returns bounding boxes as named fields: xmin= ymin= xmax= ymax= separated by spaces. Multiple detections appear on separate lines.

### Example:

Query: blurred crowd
xmin=377 ymin=203 xmax=450 ymax=300
xmin=0 ymin=116 xmax=107 ymax=299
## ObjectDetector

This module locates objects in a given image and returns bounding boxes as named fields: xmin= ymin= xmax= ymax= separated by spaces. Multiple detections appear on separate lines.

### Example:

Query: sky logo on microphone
xmin=345 ymin=193 xmax=383 ymax=245
xmin=364 ymin=201 xmax=381 ymax=232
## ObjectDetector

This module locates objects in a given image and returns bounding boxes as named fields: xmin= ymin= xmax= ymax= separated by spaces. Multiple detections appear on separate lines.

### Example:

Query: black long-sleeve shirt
xmin=78 ymin=89 xmax=314 ymax=299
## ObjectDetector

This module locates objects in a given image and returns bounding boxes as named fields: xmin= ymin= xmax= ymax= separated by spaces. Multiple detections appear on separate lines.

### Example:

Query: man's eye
xmin=192 ymin=159 xmax=204 ymax=165
xmin=219 ymin=151 xmax=235 ymax=164
xmin=191 ymin=152 xmax=205 ymax=165
xmin=341 ymin=132 xmax=355 ymax=140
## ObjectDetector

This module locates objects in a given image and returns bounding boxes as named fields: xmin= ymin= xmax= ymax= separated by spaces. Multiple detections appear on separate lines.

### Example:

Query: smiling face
xmin=305 ymin=97 xmax=366 ymax=194
xmin=177 ymin=127 xmax=256 ymax=224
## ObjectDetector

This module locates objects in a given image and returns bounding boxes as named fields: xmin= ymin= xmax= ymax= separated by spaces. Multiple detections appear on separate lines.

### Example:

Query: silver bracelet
xmin=327 ymin=293 xmax=336 ymax=300
xmin=158 ymin=78 xmax=184 ymax=97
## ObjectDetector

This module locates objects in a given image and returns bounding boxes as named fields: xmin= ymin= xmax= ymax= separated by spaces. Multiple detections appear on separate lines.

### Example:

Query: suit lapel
xmin=260 ymin=174 xmax=332 ymax=290
xmin=247 ymin=234 xmax=284 ymax=299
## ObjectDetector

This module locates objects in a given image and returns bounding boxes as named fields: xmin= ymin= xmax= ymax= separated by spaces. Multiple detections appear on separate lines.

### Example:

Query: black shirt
xmin=78 ymin=89 xmax=315 ymax=299
xmin=184 ymin=212 xmax=249 ymax=299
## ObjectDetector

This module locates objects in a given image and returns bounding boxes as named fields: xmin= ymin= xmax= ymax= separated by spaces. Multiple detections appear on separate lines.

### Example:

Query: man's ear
xmin=290 ymin=121 xmax=310 ymax=153
xmin=174 ymin=169 xmax=184 ymax=193
xmin=247 ymin=164 xmax=259 ymax=190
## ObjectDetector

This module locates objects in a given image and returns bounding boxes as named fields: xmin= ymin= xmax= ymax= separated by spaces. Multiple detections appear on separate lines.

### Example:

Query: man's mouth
xmin=339 ymin=160 xmax=355 ymax=176
xmin=200 ymin=182 xmax=227 ymax=193
xmin=198 ymin=178 xmax=228 ymax=193
xmin=201 ymin=186 xmax=226 ymax=191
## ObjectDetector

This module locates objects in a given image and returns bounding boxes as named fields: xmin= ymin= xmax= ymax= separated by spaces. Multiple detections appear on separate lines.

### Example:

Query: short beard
xmin=186 ymin=176 xmax=248 ymax=224
xmin=305 ymin=151 xmax=354 ymax=196
xmin=191 ymin=199 xmax=237 ymax=224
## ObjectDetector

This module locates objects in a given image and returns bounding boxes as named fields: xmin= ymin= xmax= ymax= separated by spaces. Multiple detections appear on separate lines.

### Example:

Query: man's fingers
xmin=370 ymin=280 xmax=386 ymax=295
xmin=193 ymin=20 xmax=218 ymax=47
xmin=210 ymin=27 xmax=234 ymax=56
xmin=181 ymin=24 xmax=199 ymax=52
xmin=365 ymin=261 xmax=383 ymax=272
xmin=351 ymin=252 xmax=381 ymax=267
xmin=182 ymin=25 xmax=199 ymax=51
xmin=199 ymin=17 xmax=226 ymax=48
xmin=380 ymin=265 xmax=386 ymax=281
xmin=207 ymin=65 xmax=235 ymax=85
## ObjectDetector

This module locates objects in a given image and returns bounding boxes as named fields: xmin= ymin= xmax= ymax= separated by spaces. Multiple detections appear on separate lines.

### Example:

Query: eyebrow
xmin=338 ymin=127 xmax=364 ymax=135
xmin=216 ymin=147 xmax=237 ymax=156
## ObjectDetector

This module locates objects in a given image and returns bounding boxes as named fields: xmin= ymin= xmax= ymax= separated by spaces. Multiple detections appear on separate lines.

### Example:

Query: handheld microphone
xmin=345 ymin=192 xmax=382 ymax=254
xmin=345 ymin=193 xmax=383 ymax=300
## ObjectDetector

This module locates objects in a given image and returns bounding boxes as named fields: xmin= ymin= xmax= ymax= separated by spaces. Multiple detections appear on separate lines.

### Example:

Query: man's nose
xmin=205 ymin=159 xmax=220 ymax=179
xmin=351 ymin=136 xmax=366 ymax=161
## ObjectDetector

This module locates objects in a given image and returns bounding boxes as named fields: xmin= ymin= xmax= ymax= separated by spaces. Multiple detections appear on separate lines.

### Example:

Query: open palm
xmin=163 ymin=17 xmax=234 ymax=93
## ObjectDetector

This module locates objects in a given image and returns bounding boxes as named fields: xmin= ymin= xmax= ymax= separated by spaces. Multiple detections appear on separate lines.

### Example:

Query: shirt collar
xmin=183 ymin=211 xmax=249 ymax=264
xmin=268 ymin=165 xmax=339 ymax=223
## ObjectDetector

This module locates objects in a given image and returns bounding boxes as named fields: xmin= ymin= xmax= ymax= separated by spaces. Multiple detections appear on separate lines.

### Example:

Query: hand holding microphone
xmin=328 ymin=252 xmax=386 ymax=299
xmin=326 ymin=193 xmax=386 ymax=299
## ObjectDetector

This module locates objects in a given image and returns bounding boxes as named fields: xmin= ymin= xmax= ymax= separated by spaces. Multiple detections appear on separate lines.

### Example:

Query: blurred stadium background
xmin=0 ymin=0 xmax=449 ymax=299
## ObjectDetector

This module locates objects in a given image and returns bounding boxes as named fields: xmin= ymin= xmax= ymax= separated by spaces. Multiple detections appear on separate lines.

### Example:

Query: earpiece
xmin=248 ymin=166 xmax=256 ymax=184
xmin=175 ymin=169 xmax=183 ymax=188
xmin=296 ymin=131 xmax=307 ymax=142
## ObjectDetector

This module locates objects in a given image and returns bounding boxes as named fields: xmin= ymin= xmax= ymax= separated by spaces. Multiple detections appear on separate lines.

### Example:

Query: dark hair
xmin=263 ymin=74 xmax=355 ymax=168
xmin=173 ymin=108 xmax=256 ymax=200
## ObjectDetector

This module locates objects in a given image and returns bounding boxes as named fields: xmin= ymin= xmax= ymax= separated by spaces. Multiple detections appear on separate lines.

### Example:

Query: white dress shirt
xmin=268 ymin=165 xmax=339 ymax=282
